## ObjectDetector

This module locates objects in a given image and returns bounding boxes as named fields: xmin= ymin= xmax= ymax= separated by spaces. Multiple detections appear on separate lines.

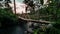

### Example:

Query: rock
xmin=47 ymin=24 xmax=53 ymax=28
xmin=27 ymin=28 xmax=33 ymax=32
xmin=33 ymin=23 xmax=38 ymax=26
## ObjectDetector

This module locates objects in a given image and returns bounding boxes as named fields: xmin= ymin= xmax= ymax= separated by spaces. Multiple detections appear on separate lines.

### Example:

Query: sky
xmin=10 ymin=0 xmax=48 ymax=14
xmin=10 ymin=0 xmax=30 ymax=14
xmin=11 ymin=0 xmax=24 ymax=3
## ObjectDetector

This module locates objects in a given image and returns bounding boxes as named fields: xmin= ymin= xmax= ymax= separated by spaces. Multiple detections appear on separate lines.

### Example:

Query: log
xmin=18 ymin=16 xmax=54 ymax=24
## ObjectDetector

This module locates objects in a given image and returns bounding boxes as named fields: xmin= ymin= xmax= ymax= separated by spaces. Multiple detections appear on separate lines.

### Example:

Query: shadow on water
xmin=0 ymin=24 xmax=26 ymax=34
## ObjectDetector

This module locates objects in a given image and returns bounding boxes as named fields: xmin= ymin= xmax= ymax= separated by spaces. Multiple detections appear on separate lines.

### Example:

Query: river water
xmin=0 ymin=25 xmax=26 ymax=34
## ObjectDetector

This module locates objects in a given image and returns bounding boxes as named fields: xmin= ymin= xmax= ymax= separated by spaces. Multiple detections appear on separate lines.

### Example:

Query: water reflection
xmin=0 ymin=25 xmax=25 ymax=34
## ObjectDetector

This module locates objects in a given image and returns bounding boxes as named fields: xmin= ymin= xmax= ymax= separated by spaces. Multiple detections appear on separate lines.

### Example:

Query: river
xmin=0 ymin=24 xmax=26 ymax=34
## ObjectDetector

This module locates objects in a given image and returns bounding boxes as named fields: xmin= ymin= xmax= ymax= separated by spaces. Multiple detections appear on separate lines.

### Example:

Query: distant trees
xmin=23 ymin=0 xmax=35 ymax=12
xmin=24 ymin=0 xmax=34 ymax=7
xmin=0 ymin=0 xmax=11 ymax=8
xmin=5 ymin=0 xmax=11 ymax=8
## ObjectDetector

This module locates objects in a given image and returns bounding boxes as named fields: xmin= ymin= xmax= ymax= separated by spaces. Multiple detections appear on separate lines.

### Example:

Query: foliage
xmin=23 ymin=0 xmax=34 ymax=7
xmin=34 ymin=0 xmax=60 ymax=21
xmin=45 ymin=27 xmax=59 ymax=34
xmin=40 ymin=0 xmax=44 ymax=5
xmin=42 ymin=0 xmax=60 ymax=34
xmin=0 ymin=8 xmax=18 ymax=27
xmin=32 ymin=0 xmax=60 ymax=34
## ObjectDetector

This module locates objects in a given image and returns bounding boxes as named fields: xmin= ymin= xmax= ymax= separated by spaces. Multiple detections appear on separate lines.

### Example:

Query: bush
xmin=0 ymin=8 xmax=18 ymax=27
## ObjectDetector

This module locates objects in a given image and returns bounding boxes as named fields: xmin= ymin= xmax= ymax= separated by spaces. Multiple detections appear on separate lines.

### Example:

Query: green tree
xmin=33 ymin=0 xmax=60 ymax=34
xmin=0 ymin=8 xmax=18 ymax=27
